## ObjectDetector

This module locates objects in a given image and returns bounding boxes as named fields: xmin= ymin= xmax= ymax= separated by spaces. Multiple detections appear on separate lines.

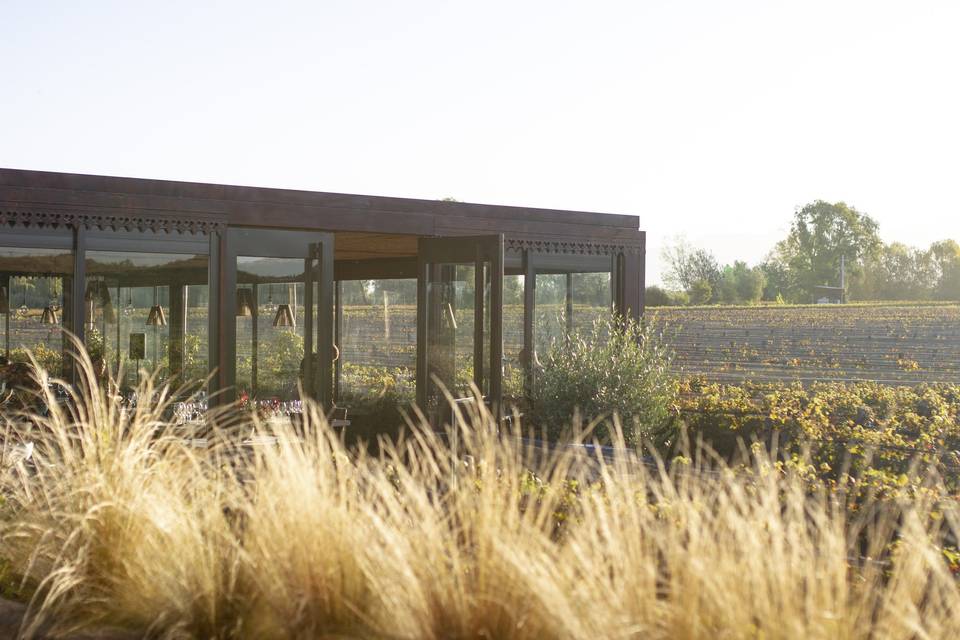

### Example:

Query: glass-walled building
xmin=0 ymin=169 xmax=644 ymax=431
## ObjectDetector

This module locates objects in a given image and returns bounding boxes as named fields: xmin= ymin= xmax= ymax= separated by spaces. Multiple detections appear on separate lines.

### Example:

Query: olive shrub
xmin=530 ymin=315 xmax=678 ymax=447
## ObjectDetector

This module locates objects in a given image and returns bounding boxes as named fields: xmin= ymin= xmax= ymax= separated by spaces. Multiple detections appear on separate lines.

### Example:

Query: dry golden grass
xmin=1 ymin=346 xmax=959 ymax=639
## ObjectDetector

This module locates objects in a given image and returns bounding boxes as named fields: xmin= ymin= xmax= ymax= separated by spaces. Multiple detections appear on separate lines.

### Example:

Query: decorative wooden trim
xmin=505 ymin=237 xmax=641 ymax=256
xmin=0 ymin=207 xmax=225 ymax=235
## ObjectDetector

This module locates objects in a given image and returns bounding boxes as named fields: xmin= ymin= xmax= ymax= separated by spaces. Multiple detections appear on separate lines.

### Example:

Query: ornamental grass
xmin=0 ymin=346 xmax=959 ymax=639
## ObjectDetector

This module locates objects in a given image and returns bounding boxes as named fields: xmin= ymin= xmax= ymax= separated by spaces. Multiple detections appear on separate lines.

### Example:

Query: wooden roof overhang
xmin=0 ymin=168 xmax=644 ymax=255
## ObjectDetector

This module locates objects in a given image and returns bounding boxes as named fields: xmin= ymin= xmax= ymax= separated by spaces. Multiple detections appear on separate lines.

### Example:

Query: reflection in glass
xmin=535 ymin=271 xmax=612 ymax=357
xmin=502 ymin=274 xmax=525 ymax=405
xmin=570 ymin=272 xmax=613 ymax=330
xmin=336 ymin=279 xmax=416 ymax=414
xmin=0 ymin=247 xmax=73 ymax=377
xmin=424 ymin=263 xmax=488 ymax=411
xmin=84 ymin=251 xmax=208 ymax=393
xmin=236 ymin=257 xmax=319 ymax=404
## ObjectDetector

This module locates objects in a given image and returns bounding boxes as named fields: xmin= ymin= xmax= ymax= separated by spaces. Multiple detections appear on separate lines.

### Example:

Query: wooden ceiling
xmin=334 ymin=232 xmax=419 ymax=260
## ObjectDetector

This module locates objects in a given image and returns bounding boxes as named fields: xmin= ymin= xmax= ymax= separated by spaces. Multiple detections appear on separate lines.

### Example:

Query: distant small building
xmin=814 ymin=285 xmax=845 ymax=304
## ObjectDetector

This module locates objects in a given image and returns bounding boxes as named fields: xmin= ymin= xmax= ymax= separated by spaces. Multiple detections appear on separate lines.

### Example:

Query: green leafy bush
xmin=339 ymin=363 xmax=414 ymax=413
xmin=688 ymin=279 xmax=713 ymax=305
xmin=644 ymin=285 xmax=674 ymax=307
xmin=258 ymin=329 xmax=305 ymax=397
xmin=10 ymin=343 xmax=63 ymax=376
xmin=531 ymin=315 xmax=678 ymax=446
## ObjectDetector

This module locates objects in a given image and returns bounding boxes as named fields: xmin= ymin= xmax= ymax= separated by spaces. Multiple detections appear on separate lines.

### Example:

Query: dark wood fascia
xmin=0 ymin=169 xmax=644 ymax=254
xmin=0 ymin=168 xmax=639 ymax=230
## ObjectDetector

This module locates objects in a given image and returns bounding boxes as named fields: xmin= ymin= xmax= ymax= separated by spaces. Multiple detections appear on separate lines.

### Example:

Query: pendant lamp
xmin=84 ymin=280 xmax=116 ymax=323
xmin=85 ymin=299 xmax=97 ymax=331
xmin=40 ymin=305 xmax=59 ymax=325
xmin=42 ymin=274 xmax=62 ymax=325
xmin=146 ymin=304 xmax=167 ymax=327
xmin=102 ymin=300 xmax=117 ymax=324
xmin=272 ymin=303 xmax=295 ymax=327
xmin=84 ymin=281 xmax=99 ymax=329
xmin=84 ymin=280 xmax=98 ymax=302
xmin=99 ymin=283 xmax=116 ymax=324
xmin=264 ymin=287 xmax=276 ymax=314
xmin=236 ymin=288 xmax=255 ymax=317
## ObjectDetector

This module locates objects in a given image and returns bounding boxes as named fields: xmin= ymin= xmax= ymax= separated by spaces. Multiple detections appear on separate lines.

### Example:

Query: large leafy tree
xmin=716 ymin=261 xmax=765 ymax=304
xmin=861 ymin=242 xmax=931 ymax=300
xmin=928 ymin=239 xmax=960 ymax=300
xmin=732 ymin=262 xmax=766 ymax=304
xmin=774 ymin=201 xmax=881 ymax=301
xmin=856 ymin=239 xmax=959 ymax=301
xmin=759 ymin=257 xmax=790 ymax=301
xmin=661 ymin=238 xmax=722 ymax=294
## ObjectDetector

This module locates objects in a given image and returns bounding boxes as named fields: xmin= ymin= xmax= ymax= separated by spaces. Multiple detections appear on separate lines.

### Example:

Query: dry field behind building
xmin=651 ymin=303 xmax=960 ymax=384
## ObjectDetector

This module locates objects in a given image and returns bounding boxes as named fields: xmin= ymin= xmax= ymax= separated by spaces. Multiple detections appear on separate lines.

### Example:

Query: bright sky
xmin=2 ymin=1 xmax=958 ymax=284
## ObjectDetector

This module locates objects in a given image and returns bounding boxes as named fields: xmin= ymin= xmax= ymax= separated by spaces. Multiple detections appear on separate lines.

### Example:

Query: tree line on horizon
xmin=649 ymin=200 xmax=960 ymax=306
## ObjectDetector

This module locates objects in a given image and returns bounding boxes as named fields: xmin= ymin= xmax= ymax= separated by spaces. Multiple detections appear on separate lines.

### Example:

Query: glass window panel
xmin=0 ymin=247 xmax=73 ymax=378
xmin=570 ymin=271 xmax=612 ymax=332
xmin=481 ymin=265 xmax=492 ymax=396
xmin=424 ymin=262 xmax=478 ymax=409
xmin=236 ymin=256 xmax=317 ymax=404
xmin=336 ymin=278 xmax=416 ymax=414
xmin=502 ymin=274 xmax=525 ymax=405
xmin=84 ymin=251 xmax=208 ymax=394
xmin=535 ymin=270 xmax=612 ymax=356
xmin=534 ymin=273 xmax=567 ymax=357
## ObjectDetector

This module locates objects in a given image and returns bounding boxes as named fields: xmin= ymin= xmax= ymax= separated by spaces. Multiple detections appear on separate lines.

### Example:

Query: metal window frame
xmin=415 ymin=235 xmax=504 ymax=419
xmin=219 ymin=227 xmax=335 ymax=407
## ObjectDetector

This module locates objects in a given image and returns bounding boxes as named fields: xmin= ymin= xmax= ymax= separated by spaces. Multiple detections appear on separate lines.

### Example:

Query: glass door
xmin=224 ymin=230 xmax=334 ymax=409
xmin=416 ymin=235 xmax=503 ymax=424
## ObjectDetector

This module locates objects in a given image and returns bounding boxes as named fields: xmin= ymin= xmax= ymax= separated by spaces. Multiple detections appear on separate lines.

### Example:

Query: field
xmin=651 ymin=303 xmax=960 ymax=384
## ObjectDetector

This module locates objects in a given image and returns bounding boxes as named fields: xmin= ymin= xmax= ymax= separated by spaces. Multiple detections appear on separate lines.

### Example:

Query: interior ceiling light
xmin=103 ymin=300 xmax=116 ymax=324
xmin=146 ymin=304 xmax=167 ymax=327
xmin=40 ymin=305 xmax=59 ymax=325
xmin=273 ymin=303 xmax=295 ymax=328
xmin=236 ymin=288 xmax=255 ymax=317
xmin=84 ymin=280 xmax=98 ymax=302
